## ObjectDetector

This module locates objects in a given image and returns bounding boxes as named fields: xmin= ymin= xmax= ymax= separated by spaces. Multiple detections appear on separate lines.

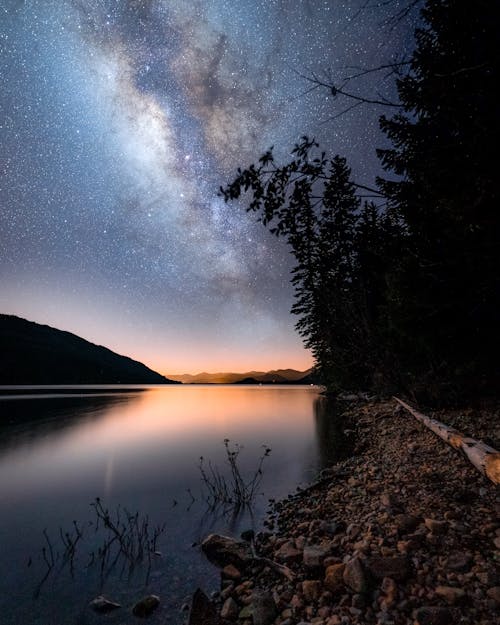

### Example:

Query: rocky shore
xmin=195 ymin=399 xmax=499 ymax=625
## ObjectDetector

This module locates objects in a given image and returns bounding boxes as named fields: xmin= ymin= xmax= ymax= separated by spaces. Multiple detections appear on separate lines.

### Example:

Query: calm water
xmin=0 ymin=385 xmax=348 ymax=624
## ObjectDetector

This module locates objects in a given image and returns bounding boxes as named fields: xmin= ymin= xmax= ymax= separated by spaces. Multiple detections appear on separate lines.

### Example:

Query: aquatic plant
xmin=199 ymin=439 xmax=271 ymax=509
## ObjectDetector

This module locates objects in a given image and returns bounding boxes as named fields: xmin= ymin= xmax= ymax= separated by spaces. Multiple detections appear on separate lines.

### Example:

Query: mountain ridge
xmin=0 ymin=314 xmax=179 ymax=385
xmin=167 ymin=368 xmax=315 ymax=384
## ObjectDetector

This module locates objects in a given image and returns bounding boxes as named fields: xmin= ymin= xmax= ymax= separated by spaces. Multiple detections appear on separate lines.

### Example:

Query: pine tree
xmin=377 ymin=0 xmax=500 ymax=396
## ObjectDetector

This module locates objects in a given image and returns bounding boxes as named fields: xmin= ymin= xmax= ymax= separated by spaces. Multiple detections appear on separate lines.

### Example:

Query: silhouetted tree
xmin=377 ymin=0 xmax=500 ymax=397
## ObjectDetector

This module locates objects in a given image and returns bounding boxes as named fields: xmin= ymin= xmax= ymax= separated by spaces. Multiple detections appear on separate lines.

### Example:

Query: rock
xmin=221 ymin=597 xmax=239 ymax=620
xmin=241 ymin=529 xmax=255 ymax=542
xmin=303 ymin=544 xmax=330 ymax=569
xmin=201 ymin=534 xmax=253 ymax=568
xmin=238 ymin=604 xmax=253 ymax=619
xmin=394 ymin=514 xmax=422 ymax=534
xmin=89 ymin=596 xmax=121 ymax=613
xmin=446 ymin=552 xmax=472 ymax=572
xmin=414 ymin=606 xmax=453 ymax=625
xmin=486 ymin=586 xmax=500 ymax=603
xmin=343 ymin=557 xmax=369 ymax=593
xmin=302 ymin=580 xmax=322 ymax=601
xmin=324 ymin=563 xmax=346 ymax=593
xmin=434 ymin=585 xmax=465 ymax=604
xmin=494 ymin=536 xmax=500 ymax=549
xmin=380 ymin=493 xmax=399 ymax=508
xmin=275 ymin=540 xmax=302 ymax=563
xmin=351 ymin=593 xmax=365 ymax=608
xmin=252 ymin=590 xmax=277 ymax=625
xmin=132 ymin=595 xmax=160 ymax=617
xmin=424 ymin=518 xmax=447 ymax=534
xmin=368 ymin=556 xmax=411 ymax=581
xmin=222 ymin=564 xmax=242 ymax=580
xmin=188 ymin=588 xmax=219 ymax=625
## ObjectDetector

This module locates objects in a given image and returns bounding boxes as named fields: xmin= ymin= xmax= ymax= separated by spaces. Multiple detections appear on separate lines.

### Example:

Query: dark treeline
xmin=221 ymin=1 xmax=500 ymax=403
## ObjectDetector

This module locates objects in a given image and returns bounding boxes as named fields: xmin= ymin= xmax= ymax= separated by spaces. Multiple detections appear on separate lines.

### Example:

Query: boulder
xmin=201 ymin=534 xmax=253 ymax=568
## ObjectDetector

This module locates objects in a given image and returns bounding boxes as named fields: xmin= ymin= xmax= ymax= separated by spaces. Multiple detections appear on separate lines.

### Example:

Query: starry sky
xmin=0 ymin=0 xmax=416 ymax=375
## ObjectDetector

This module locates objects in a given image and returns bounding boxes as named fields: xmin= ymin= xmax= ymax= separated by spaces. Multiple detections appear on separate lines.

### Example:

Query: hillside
xmin=0 ymin=314 xmax=179 ymax=385
xmin=168 ymin=368 xmax=315 ymax=384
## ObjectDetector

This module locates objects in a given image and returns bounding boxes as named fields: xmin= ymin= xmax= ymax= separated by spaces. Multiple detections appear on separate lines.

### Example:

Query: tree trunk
xmin=394 ymin=397 xmax=500 ymax=485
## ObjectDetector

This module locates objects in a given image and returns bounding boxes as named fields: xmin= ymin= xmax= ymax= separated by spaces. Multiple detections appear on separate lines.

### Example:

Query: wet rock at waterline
xmin=89 ymin=595 xmax=121 ymax=613
xmin=188 ymin=588 xmax=220 ymax=625
xmin=201 ymin=533 xmax=253 ymax=568
xmin=132 ymin=594 xmax=160 ymax=617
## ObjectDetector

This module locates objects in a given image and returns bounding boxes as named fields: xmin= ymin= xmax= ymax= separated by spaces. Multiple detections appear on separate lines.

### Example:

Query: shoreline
xmin=196 ymin=398 xmax=499 ymax=625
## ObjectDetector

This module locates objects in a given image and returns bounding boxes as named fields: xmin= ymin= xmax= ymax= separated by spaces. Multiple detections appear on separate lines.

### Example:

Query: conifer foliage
xmin=221 ymin=1 xmax=499 ymax=401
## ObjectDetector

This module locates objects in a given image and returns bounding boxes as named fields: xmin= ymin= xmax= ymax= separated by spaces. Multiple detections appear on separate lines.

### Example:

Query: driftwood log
xmin=394 ymin=397 xmax=500 ymax=485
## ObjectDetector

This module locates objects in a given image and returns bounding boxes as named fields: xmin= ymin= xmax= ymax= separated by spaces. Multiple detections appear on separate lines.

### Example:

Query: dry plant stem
xmin=199 ymin=440 xmax=271 ymax=508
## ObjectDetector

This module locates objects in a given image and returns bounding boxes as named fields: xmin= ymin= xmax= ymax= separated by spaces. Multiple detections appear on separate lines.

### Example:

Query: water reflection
xmin=0 ymin=385 xmax=348 ymax=625
xmin=313 ymin=395 xmax=353 ymax=466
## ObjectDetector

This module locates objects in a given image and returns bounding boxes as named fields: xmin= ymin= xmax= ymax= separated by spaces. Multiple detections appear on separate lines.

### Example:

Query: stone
xmin=201 ymin=534 xmax=253 ymax=568
xmin=380 ymin=493 xmax=399 ymax=508
xmin=302 ymin=580 xmax=322 ymax=601
xmin=424 ymin=519 xmax=447 ymax=534
xmin=414 ymin=606 xmax=453 ymax=625
xmin=221 ymin=597 xmax=239 ymax=620
xmin=132 ymin=595 xmax=160 ymax=618
xmin=252 ymin=590 xmax=277 ymax=625
xmin=188 ymin=588 xmax=219 ymax=625
xmin=351 ymin=593 xmax=365 ymax=609
xmin=434 ymin=585 xmax=465 ymax=604
xmin=238 ymin=604 xmax=253 ymax=619
xmin=486 ymin=586 xmax=500 ymax=603
xmin=324 ymin=563 xmax=346 ymax=593
xmin=394 ymin=514 xmax=422 ymax=534
xmin=303 ymin=544 xmax=330 ymax=569
xmin=276 ymin=540 xmax=302 ymax=563
xmin=222 ymin=564 xmax=242 ymax=580
xmin=343 ymin=557 xmax=369 ymax=593
xmin=368 ymin=556 xmax=411 ymax=581
xmin=89 ymin=596 xmax=121 ymax=613
xmin=446 ymin=552 xmax=472 ymax=572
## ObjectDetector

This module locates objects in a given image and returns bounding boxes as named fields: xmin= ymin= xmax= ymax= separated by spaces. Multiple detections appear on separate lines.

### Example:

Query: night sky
xmin=0 ymin=0 xmax=416 ymax=374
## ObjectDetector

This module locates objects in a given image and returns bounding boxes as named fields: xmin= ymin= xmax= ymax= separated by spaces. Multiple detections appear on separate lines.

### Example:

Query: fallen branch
xmin=254 ymin=556 xmax=296 ymax=581
xmin=394 ymin=397 xmax=500 ymax=485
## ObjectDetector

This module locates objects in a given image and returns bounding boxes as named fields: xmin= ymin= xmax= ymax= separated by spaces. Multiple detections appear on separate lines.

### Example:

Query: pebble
xmin=198 ymin=399 xmax=498 ymax=625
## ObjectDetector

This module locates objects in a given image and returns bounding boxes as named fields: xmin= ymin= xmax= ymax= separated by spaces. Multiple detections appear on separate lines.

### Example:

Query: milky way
xmin=0 ymin=0 xmax=416 ymax=373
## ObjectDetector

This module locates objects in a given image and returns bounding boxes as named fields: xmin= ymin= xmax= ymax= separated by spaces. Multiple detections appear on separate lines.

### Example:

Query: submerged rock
xmin=89 ymin=595 xmax=121 ymax=613
xmin=132 ymin=595 xmax=160 ymax=617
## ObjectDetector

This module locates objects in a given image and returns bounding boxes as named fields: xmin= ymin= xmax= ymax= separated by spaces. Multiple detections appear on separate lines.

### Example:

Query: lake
xmin=0 ymin=385 xmax=348 ymax=624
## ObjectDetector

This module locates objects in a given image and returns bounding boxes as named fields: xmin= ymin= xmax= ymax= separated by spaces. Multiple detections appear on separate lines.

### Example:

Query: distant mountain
xmin=168 ymin=368 xmax=316 ymax=384
xmin=0 ymin=314 xmax=179 ymax=385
